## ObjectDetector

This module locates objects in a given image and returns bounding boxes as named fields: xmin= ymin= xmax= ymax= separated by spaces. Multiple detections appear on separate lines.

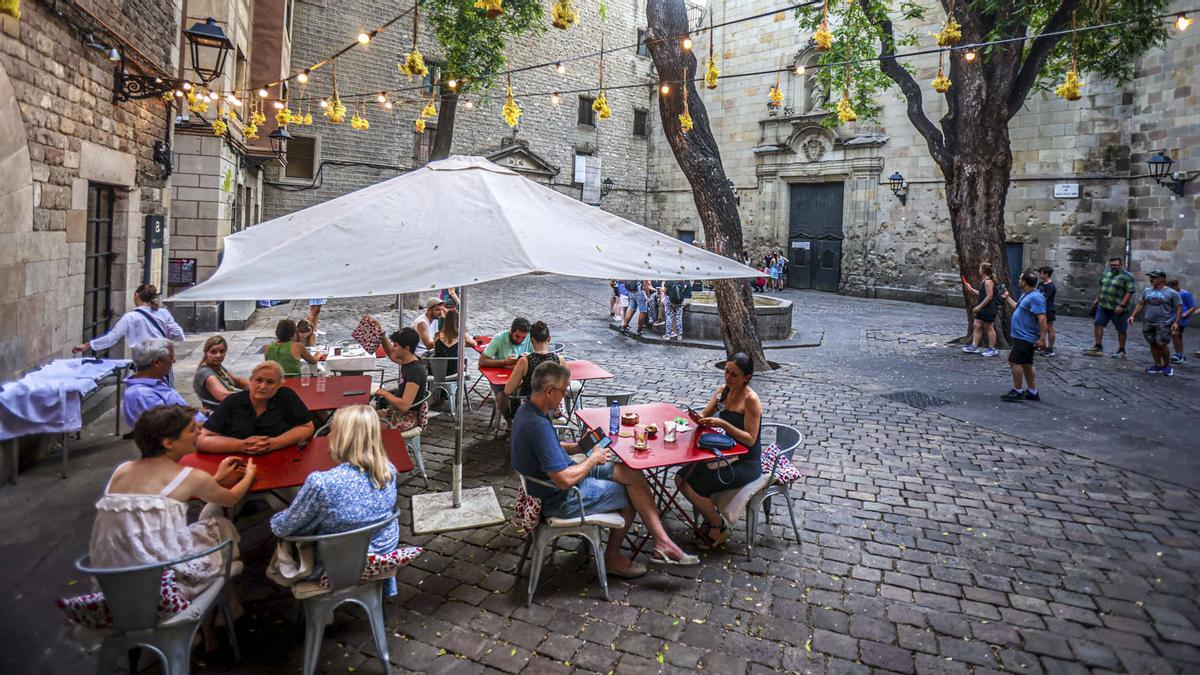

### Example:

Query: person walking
xmin=961 ymin=263 xmax=1000 ymax=357
xmin=1166 ymin=279 xmax=1195 ymax=363
xmin=999 ymin=271 xmax=1049 ymax=402
xmin=663 ymin=279 xmax=691 ymax=340
xmin=1084 ymin=257 xmax=1136 ymax=358
xmin=1037 ymin=267 xmax=1058 ymax=356
xmin=1127 ymin=271 xmax=1182 ymax=376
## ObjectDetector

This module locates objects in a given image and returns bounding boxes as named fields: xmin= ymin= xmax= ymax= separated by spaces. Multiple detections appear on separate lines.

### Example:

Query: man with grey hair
xmin=511 ymin=361 xmax=699 ymax=579
xmin=122 ymin=338 xmax=192 ymax=427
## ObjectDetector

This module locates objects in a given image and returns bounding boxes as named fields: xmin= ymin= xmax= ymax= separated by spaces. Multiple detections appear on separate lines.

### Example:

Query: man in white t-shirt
xmin=411 ymin=297 xmax=447 ymax=356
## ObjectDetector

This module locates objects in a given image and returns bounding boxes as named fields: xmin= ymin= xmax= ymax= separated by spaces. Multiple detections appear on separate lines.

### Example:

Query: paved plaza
xmin=2 ymin=276 xmax=1198 ymax=674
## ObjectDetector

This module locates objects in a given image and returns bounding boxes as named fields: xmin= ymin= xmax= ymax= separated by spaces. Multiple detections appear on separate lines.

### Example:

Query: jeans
xmin=664 ymin=302 xmax=684 ymax=337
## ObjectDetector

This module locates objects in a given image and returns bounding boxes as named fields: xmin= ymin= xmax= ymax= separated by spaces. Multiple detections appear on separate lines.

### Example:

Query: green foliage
xmin=795 ymin=0 xmax=1171 ymax=127
xmin=423 ymin=0 xmax=545 ymax=94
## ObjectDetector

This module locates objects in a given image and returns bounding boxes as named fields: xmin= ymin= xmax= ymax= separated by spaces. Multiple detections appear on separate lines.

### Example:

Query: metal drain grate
xmin=880 ymin=390 xmax=952 ymax=410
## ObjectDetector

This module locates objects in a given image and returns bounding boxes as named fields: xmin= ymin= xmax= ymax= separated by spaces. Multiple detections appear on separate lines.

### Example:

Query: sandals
xmin=648 ymin=548 xmax=701 ymax=566
xmin=607 ymin=561 xmax=648 ymax=579
xmin=695 ymin=516 xmax=731 ymax=551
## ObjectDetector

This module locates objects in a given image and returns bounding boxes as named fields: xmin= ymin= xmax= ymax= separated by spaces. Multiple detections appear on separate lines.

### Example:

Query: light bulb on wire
xmin=660 ymin=83 xmax=671 ymax=95
xmin=795 ymin=64 xmax=806 ymax=76
xmin=319 ymin=99 xmax=329 ymax=109
xmin=682 ymin=36 xmax=693 ymax=50
xmin=551 ymin=92 xmax=561 ymax=106
xmin=384 ymin=100 xmax=393 ymax=110
xmin=258 ymin=87 xmax=269 ymax=98
xmin=963 ymin=47 xmax=977 ymax=62
xmin=555 ymin=62 xmax=566 ymax=75
xmin=273 ymin=100 xmax=284 ymax=109
xmin=297 ymin=70 xmax=310 ymax=84
xmin=182 ymin=82 xmax=192 ymax=91
xmin=174 ymin=89 xmax=184 ymax=98
xmin=446 ymin=78 xmax=458 ymax=89
xmin=1177 ymin=13 xmax=1193 ymax=31
xmin=357 ymin=31 xmax=371 ymax=44
xmin=377 ymin=92 xmax=387 ymax=104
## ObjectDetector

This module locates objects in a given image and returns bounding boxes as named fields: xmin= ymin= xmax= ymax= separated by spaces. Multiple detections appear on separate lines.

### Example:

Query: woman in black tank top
xmin=676 ymin=352 xmax=763 ymax=549
xmin=503 ymin=321 xmax=561 ymax=415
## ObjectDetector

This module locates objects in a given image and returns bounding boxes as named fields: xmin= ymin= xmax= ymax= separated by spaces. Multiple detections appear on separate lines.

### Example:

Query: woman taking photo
xmin=89 ymin=404 xmax=256 ymax=649
xmin=194 ymin=336 xmax=248 ymax=410
xmin=269 ymin=405 xmax=402 ymax=595
xmin=263 ymin=319 xmax=322 ymax=377
xmin=676 ymin=352 xmax=763 ymax=550
xmin=962 ymin=262 xmax=1001 ymax=357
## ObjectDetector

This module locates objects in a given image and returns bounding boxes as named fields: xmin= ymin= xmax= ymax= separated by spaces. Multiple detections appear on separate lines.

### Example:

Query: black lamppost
xmin=600 ymin=177 xmax=615 ymax=199
xmin=269 ymin=126 xmax=293 ymax=165
xmin=887 ymin=171 xmax=908 ymax=205
xmin=1147 ymin=150 xmax=1193 ymax=196
xmin=113 ymin=17 xmax=232 ymax=102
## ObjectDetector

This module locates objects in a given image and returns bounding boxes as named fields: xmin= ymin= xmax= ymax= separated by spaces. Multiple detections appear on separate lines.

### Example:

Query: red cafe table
xmin=574 ymin=402 xmax=749 ymax=554
xmin=282 ymin=374 xmax=372 ymax=412
xmin=181 ymin=428 xmax=414 ymax=494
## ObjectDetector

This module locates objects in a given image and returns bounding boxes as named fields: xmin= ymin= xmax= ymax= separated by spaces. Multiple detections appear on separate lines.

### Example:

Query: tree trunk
xmin=430 ymin=88 xmax=458 ymax=161
xmin=646 ymin=0 xmax=769 ymax=370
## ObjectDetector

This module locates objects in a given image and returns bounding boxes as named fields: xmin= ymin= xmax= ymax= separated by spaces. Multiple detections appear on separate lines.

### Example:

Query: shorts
xmin=976 ymin=307 xmax=998 ymax=324
xmin=541 ymin=463 xmax=629 ymax=519
xmin=1143 ymin=322 xmax=1173 ymax=345
xmin=1094 ymin=306 xmax=1128 ymax=333
xmin=618 ymin=295 xmax=629 ymax=309
xmin=308 ymin=298 xmax=327 ymax=306
xmin=1046 ymin=310 xmax=1056 ymax=324
xmin=634 ymin=291 xmax=649 ymax=313
xmin=1008 ymin=338 xmax=1036 ymax=365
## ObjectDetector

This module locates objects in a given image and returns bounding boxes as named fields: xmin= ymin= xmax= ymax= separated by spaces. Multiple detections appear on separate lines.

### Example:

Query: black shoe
xmin=1024 ymin=391 xmax=1040 ymax=401
xmin=620 ymin=327 xmax=629 ymax=335
xmin=1000 ymin=389 xmax=1025 ymax=402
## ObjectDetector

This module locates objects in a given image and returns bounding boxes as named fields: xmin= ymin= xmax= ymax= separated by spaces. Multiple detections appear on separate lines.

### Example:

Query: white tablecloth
xmin=324 ymin=354 xmax=378 ymax=372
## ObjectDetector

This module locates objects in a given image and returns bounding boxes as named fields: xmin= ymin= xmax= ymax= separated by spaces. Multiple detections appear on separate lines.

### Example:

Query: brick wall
xmin=0 ymin=0 xmax=179 ymax=379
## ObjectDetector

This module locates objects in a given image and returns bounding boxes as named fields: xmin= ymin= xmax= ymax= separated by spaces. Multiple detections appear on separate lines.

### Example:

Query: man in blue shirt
xmin=123 ymin=338 xmax=203 ymax=427
xmin=998 ymin=271 xmax=1048 ymax=402
xmin=511 ymin=361 xmax=699 ymax=578
xmin=480 ymin=317 xmax=532 ymax=424
xmin=1167 ymin=279 xmax=1195 ymax=363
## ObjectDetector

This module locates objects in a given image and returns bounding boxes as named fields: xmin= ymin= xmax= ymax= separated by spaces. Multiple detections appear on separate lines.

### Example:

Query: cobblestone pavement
xmin=3 ymin=276 xmax=1199 ymax=674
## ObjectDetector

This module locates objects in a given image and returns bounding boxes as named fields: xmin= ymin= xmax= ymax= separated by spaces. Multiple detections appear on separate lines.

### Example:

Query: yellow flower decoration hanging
xmin=275 ymin=107 xmax=293 ymax=126
xmin=1 ymin=0 xmax=21 ymax=20
xmin=398 ymin=48 xmax=429 ymax=81
xmin=473 ymin=0 xmax=503 ymax=18
xmin=1055 ymin=69 xmax=1083 ymax=101
xmin=502 ymin=86 xmax=522 ymax=128
xmin=678 ymin=112 xmax=693 ymax=132
xmin=814 ymin=20 xmax=833 ymax=52
xmin=768 ymin=84 xmax=784 ymax=107
xmin=932 ymin=68 xmax=951 ymax=93
xmin=421 ymin=98 xmax=437 ymax=119
xmin=211 ymin=119 xmax=228 ymax=137
xmin=187 ymin=91 xmax=209 ymax=114
xmin=251 ymin=109 xmax=266 ymax=126
xmin=302 ymin=112 xmax=313 ymax=125
xmin=836 ymin=95 xmax=857 ymax=123
xmin=350 ymin=113 xmax=369 ymax=130
xmin=415 ymin=118 xmax=426 ymax=133
xmin=325 ymin=98 xmax=347 ymax=123
xmin=161 ymin=91 xmax=175 ymax=103
xmin=592 ymin=93 xmax=611 ymax=120
xmin=550 ymin=0 xmax=578 ymax=29
xmin=935 ymin=17 xmax=962 ymax=47
xmin=705 ymin=58 xmax=719 ymax=89
xmin=244 ymin=121 xmax=259 ymax=140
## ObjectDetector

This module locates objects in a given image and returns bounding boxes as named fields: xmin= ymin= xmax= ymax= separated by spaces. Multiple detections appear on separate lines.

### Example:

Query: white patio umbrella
xmin=173 ymin=155 xmax=759 ymax=532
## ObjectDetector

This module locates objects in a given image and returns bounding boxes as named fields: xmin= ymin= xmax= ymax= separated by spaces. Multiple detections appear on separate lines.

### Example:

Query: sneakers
xmin=1024 ymin=390 xmax=1040 ymax=401
xmin=1145 ymin=366 xmax=1163 ymax=374
xmin=962 ymin=345 xmax=979 ymax=354
xmin=980 ymin=348 xmax=999 ymax=357
xmin=1041 ymin=349 xmax=1056 ymax=357
xmin=1162 ymin=366 xmax=1175 ymax=377
xmin=1110 ymin=350 xmax=1127 ymax=359
xmin=1000 ymin=389 xmax=1025 ymax=402
xmin=1170 ymin=353 xmax=1185 ymax=364
xmin=1083 ymin=345 xmax=1104 ymax=355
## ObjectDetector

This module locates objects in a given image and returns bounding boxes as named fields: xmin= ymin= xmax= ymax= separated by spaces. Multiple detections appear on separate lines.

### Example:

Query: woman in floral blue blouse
xmin=270 ymin=404 xmax=400 ymax=594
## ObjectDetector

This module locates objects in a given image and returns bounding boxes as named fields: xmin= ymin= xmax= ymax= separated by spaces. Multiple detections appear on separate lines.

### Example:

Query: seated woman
xmin=675 ymin=352 xmax=763 ymax=549
xmin=263 ymin=319 xmax=321 ymax=377
xmin=373 ymin=327 xmax=428 ymax=432
xmin=196 ymin=361 xmax=315 ymax=454
xmin=432 ymin=309 xmax=467 ymax=405
xmin=503 ymin=321 xmax=561 ymax=417
xmin=295 ymin=319 xmax=317 ymax=347
xmin=90 ymin=404 xmax=257 ymax=648
xmin=194 ymin=335 xmax=248 ymax=410
xmin=269 ymin=404 xmax=400 ymax=595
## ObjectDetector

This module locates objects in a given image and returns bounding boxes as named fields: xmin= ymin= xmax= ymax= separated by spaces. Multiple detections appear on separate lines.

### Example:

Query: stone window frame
xmin=636 ymin=29 xmax=650 ymax=57
xmin=632 ymin=108 xmax=648 ymax=137
xmin=279 ymin=134 xmax=320 ymax=184
xmin=577 ymin=95 xmax=596 ymax=127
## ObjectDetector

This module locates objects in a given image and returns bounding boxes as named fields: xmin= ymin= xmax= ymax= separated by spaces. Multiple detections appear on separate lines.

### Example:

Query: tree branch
xmin=1006 ymin=0 xmax=1081 ymax=119
xmin=859 ymin=0 xmax=952 ymax=175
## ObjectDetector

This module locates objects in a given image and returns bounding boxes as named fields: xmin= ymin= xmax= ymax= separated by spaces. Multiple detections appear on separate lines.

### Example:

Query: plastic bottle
xmin=300 ymin=361 xmax=311 ymax=387
xmin=609 ymin=401 xmax=620 ymax=435
xmin=316 ymin=363 xmax=327 ymax=392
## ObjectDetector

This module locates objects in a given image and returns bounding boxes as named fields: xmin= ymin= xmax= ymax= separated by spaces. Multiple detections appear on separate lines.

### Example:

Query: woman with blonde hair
xmin=269 ymin=404 xmax=400 ymax=594
xmin=194 ymin=335 xmax=249 ymax=409
xmin=962 ymin=262 xmax=1001 ymax=357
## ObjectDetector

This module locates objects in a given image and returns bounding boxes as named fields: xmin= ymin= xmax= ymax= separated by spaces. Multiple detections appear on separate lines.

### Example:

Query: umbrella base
xmin=411 ymin=486 xmax=506 ymax=534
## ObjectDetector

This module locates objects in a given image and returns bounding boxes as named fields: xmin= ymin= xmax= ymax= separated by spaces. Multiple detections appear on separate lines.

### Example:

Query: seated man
xmin=196 ymin=361 xmax=314 ymax=454
xmin=374 ymin=327 xmax=428 ymax=432
xmin=511 ymin=361 xmax=699 ymax=577
xmin=123 ymin=338 xmax=192 ymax=428
xmin=479 ymin=317 xmax=532 ymax=423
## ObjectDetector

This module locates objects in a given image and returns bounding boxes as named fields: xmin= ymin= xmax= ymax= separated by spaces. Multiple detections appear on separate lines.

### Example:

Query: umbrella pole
xmin=409 ymin=284 xmax=504 ymax=535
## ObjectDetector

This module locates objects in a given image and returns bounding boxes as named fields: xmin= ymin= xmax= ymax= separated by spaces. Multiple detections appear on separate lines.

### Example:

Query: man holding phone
xmin=998 ymin=270 xmax=1049 ymax=402
xmin=511 ymin=361 xmax=699 ymax=578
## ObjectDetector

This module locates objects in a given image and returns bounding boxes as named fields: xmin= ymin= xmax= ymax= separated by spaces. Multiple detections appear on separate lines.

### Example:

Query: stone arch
xmin=787 ymin=47 xmax=828 ymax=114
xmin=0 ymin=58 xmax=35 ymax=377
xmin=784 ymin=124 xmax=838 ymax=163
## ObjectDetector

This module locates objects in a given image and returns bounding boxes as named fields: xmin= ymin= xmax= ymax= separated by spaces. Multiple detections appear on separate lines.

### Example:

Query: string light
xmin=963 ymin=47 xmax=978 ymax=61
xmin=181 ymin=82 xmax=192 ymax=91
xmin=555 ymin=62 xmax=567 ymax=75
xmin=1177 ymin=13 xmax=1193 ymax=31
xmin=377 ymin=92 xmax=387 ymax=103
xmin=795 ymin=64 xmax=806 ymax=75
xmin=297 ymin=70 xmax=310 ymax=84
xmin=682 ymin=36 xmax=693 ymax=50
xmin=660 ymin=83 xmax=671 ymax=95
xmin=258 ymin=87 xmax=269 ymax=97
xmin=319 ymin=99 xmax=329 ymax=108
xmin=357 ymin=31 xmax=371 ymax=44
xmin=226 ymin=93 xmax=240 ymax=105
xmin=273 ymin=100 xmax=285 ymax=109
xmin=174 ymin=89 xmax=184 ymax=98
xmin=385 ymin=100 xmax=394 ymax=109
xmin=446 ymin=78 xmax=458 ymax=89
xmin=551 ymin=92 xmax=561 ymax=105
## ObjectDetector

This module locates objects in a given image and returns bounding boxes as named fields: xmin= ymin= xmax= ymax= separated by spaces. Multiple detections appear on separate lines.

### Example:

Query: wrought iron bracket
xmin=112 ymin=67 xmax=183 ymax=103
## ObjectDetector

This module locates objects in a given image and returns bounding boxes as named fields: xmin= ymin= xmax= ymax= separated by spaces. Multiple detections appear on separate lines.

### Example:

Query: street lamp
xmin=887 ymin=171 xmax=909 ymax=205
xmin=1147 ymin=150 xmax=1193 ymax=196
xmin=184 ymin=18 xmax=234 ymax=84
xmin=269 ymin=126 xmax=293 ymax=165
xmin=600 ymin=177 xmax=615 ymax=199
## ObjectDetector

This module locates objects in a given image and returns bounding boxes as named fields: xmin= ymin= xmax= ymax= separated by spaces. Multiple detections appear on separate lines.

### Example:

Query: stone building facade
xmin=646 ymin=1 xmax=1200 ymax=310
xmin=261 ymin=0 xmax=657 ymax=229
xmin=0 ymin=0 xmax=180 ymax=380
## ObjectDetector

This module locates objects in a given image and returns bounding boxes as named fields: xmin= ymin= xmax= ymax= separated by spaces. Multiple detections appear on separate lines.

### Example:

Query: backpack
xmin=667 ymin=282 xmax=686 ymax=305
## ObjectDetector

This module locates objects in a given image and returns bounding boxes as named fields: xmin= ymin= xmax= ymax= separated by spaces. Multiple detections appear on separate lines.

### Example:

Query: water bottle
xmin=300 ymin=361 xmax=311 ymax=387
xmin=316 ymin=364 xmax=327 ymax=392
xmin=609 ymin=401 xmax=620 ymax=435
